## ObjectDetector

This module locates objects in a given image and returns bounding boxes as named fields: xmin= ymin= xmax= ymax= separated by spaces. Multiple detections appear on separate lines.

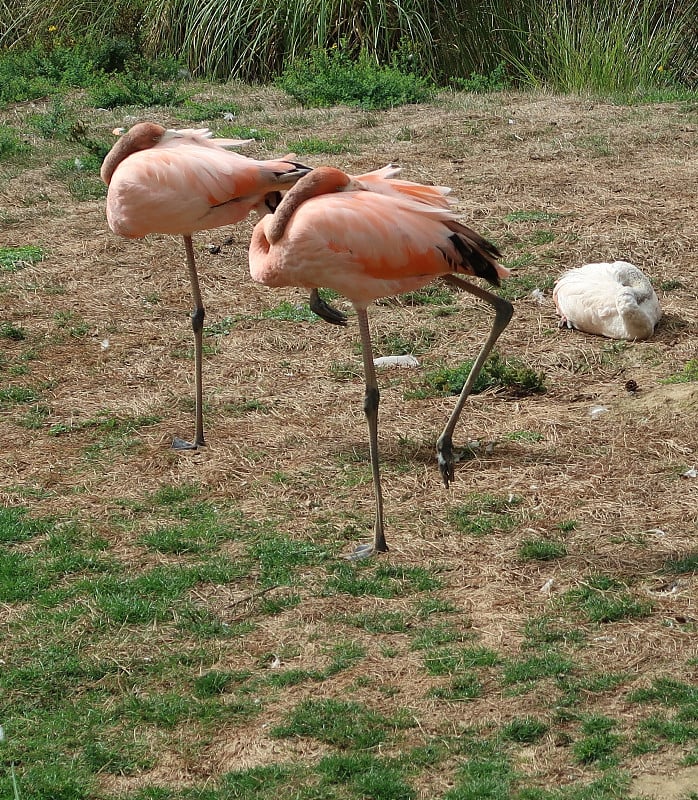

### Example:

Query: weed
xmin=420 ymin=352 xmax=546 ymax=399
xmin=259 ymin=300 xmax=321 ymax=323
xmin=0 ymin=385 xmax=41 ymax=409
xmin=663 ymin=553 xmax=698 ymax=573
xmin=661 ymin=359 xmax=698 ymax=384
xmin=220 ymin=123 xmax=277 ymax=142
xmin=325 ymin=562 xmax=441 ymax=598
xmin=445 ymin=739 xmax=514 ymax=799
xmin=399 ymin=283 xmax=456 ymax=307
xmin=88 ymin=73 xmax=188 ymax=108
xmin=429 ymin=673 xmax=483 ymax=701
xmin=503 ymin=429 xmax=544 ymax=443
xmin=181 ymin=99 xmax=241 ymax=121
xmin=0 ymin=506 xmax=53 ymax=544
xmin=518 ymin=539 xmax=568 ymax=561
xmin=659 ymin=279 xmax=684 ymax=291
xmin=424 ymin=646 xmax=500 ymax=675
xmin=523 ymin=615 xmax=586 ymax=648
xmin=0 ymin=322 xmax=26 ymax=340
xmin=415 ymin=597 xmax=459 ymax=616
xmin=0 ymin=127 xmax=31 ymax=159
xmin=628 ymin=676 xmax=698 ymax=706
xmin=348 ymin=610 xmax=409 ymax=633
xmin=502 ymin=650 xmax=574 ymax=686
xmin=247 ymin=533 xmax=327 ymax=586
xmin=501 ymin=716 xmax=549 ymax=743
xmin=498 ymin=273 xmax=555 ymax=301
xmin=0 ymin=245 xmax=44 ymax=272
xmin=291 ymin=136 xmax=350 ymax=155
xmin=220 ymin=764 xmax=303 ymax=798
xmin=451 ymin=62 xmax=509 ymax=92
xmin=448 ymin=492 xmax=523 ymax=536
xmin=411 ymin=623 xmax=471 ymax=650
xmin=505 ymin=210 xmax=561 ymax=224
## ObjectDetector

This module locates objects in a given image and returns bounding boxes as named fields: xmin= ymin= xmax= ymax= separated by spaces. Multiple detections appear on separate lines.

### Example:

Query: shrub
xmin=277 ymin=46 xmax=434 ymax=110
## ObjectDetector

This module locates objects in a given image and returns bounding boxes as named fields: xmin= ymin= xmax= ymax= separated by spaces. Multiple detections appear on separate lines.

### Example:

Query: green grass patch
xmin=0 ymin=321 xmax=27 ymax=340
xmin=0 ymin=126 xmax=31 ymax=158
xmin=502 ymin=650 xmax=574 ymax=687
xmin=661 ymin=359 xmax=698 ymax=384
xmin=663 ymin=553 xmax=698 ymax=574
xmin=417 ymin=352 xmax=546 ymax=399
xmin=561 ymin=576 xmax=654 ymax=624
xmin=290 ymin=136 xmax=350 ymax=155
xmin=0 ymin=245 xmax=44 ymax=271
xmin=272 ymin=697 xmax=411 ymax=748
xmin=325 ymin=562 xmax=441 ymax=598
xmin=424 ymin=646 xmax=500 ymax=676
xmin=448 ymin=492 xmax=523 ymax=536
xmin=518 ymin=538 xmax=568 ymax=561
xmin=572 ymin=716 xmax=623 ymax=766
xmin=501 ymin=716 xmax=549 ymax=743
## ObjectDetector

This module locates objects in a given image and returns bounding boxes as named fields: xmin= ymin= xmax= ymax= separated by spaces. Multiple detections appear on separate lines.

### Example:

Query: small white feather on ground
xmin=553 ymin=261 xmax=662 ymax=340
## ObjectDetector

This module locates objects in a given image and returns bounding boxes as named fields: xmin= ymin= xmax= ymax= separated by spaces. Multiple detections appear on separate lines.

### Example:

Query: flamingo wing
xmin=250 ymin=191 xmax=504 ymax=306
xmin=107 ymin=146 xmax=307 ymax=238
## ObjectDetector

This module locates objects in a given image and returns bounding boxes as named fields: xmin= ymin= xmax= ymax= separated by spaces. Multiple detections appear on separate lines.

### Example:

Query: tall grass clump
xmin=498 ymin=0 xmax=697 ymax=97
xmin=141 ymin=0 xmax=499 ymax=82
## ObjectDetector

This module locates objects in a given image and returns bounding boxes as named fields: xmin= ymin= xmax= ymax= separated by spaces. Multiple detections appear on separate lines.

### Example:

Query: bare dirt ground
xmin=1 ymin=87 xmax=697 ymax=797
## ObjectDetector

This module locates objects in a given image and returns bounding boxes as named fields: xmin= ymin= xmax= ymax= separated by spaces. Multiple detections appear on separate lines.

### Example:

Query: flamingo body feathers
xmin=101 ymin=122 xmax=310 ymax=238
xmin=553 ymin=261 xmax=662 ymax=340
xmin=249 ymin=167 xmax=507 ymax=308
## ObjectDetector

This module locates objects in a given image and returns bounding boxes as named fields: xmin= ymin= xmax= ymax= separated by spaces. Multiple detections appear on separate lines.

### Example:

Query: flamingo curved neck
xmin=266 ymin=168 xmax=351 ymax=245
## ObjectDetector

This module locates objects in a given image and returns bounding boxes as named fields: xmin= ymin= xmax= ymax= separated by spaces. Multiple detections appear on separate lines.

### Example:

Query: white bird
xmin=553 ymin=261 xmax=662 ymax=340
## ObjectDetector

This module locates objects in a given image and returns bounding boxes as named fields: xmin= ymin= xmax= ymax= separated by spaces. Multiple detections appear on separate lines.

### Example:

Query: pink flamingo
xmin=249 ymin=166 xmax=513 ymax=557
xmin=101 ymin=121 xmax=313 ymax=449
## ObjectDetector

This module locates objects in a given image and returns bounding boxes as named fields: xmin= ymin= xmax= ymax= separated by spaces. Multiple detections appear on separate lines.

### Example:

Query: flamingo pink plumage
xmin=249 ymin=166 xmax=513 ymax=557
xmin=101 ymin=121 xmax=312 ymax=449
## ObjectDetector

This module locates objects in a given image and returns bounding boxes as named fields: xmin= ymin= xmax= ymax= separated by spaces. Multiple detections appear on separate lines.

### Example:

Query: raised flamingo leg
xmin=436 ymin=277 xmax=514 ymax=487
xmin=172 ymin=235 xmax=206 ymax=450
xmin=348 ymin=306 xmax=388 ymax=559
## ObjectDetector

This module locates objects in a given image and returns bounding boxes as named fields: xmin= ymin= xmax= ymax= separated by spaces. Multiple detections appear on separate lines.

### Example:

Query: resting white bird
xmin=553 ymin=261 xmax=662 ymax=340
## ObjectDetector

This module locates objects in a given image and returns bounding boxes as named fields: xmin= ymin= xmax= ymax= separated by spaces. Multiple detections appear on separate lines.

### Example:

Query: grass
xmin=272 ymin=697 xmax=410 ymax=748
xmin=0 ymin=245 xmax=44 ymax=271
xmin=661 ymin=359 xmax=698 ymax=384
xmin=1 ymin=32 xmax=697 ymax=800
xmin=448 ymin=493 xmax=524 ymax=537
xmin=415 ymin=352 xmax=547 ymax=399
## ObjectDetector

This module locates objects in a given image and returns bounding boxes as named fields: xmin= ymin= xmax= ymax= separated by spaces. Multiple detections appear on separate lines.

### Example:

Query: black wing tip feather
xmin=449 ymin=232 xmax=503 ymax=287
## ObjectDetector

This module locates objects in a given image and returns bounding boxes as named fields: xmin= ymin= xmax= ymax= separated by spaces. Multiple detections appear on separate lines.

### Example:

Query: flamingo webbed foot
xmin=172 ymin=436 xmax=205 ymax=451
xmin=309 ymin=289 xmax=347 ymax=326
xmin=345 ymin=540 xmax=389 ymax=561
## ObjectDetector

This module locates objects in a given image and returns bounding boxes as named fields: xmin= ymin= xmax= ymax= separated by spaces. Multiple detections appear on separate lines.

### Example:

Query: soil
xmin=1 ymin=87 xmax=697 ymax=797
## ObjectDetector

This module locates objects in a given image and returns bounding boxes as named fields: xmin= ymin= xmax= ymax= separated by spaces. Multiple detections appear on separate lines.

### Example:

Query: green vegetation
xmin=0 ymin=245 xmax=44 ymax=271
xmin=2 ymin=1 xmax=695 ymax=105
xmin=518 ymin=538 xmax=568 ymax=561
xmin=417 ymin=352 xmax=547 ymax=399
xmin=277 ymin=46 xmax=434 ymax=109
xmin=661 ymin=359 xmax=698 ymax=384
xmin=448 ymin=492 xmax=523 ymax=536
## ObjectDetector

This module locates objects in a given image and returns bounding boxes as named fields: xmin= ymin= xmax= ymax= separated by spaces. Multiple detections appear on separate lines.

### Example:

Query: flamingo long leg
xmin=436 ymin=277 xmax=514 ymax=487
xmin=350 ymin=307 xmax=388 ymax=558
xmin=172 ymin=235 xmax=206 ymax=450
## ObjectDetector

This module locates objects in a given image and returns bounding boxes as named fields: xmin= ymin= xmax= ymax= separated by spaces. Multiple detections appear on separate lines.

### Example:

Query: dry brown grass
xmin=1 ymin=87 xmax=697 ymax=797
